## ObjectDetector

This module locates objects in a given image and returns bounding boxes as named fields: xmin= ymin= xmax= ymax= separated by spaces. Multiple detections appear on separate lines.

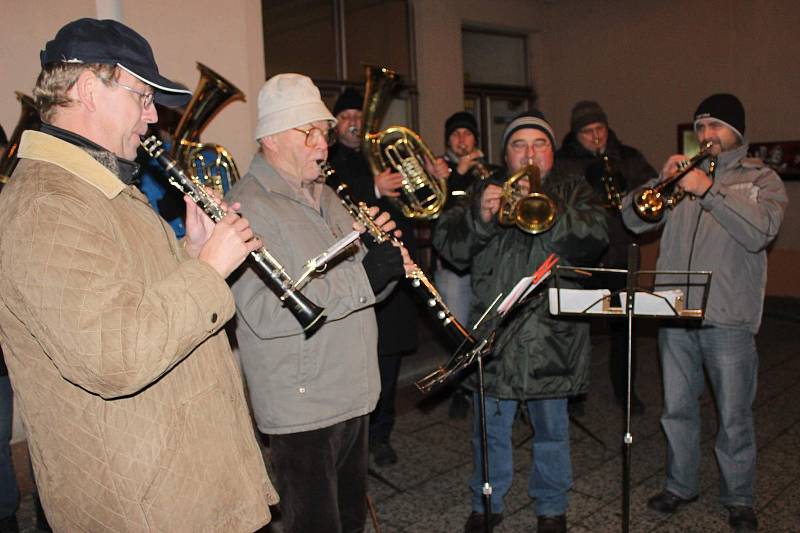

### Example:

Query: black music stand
xmin=549 ymin=244 xmax=711 ymax=533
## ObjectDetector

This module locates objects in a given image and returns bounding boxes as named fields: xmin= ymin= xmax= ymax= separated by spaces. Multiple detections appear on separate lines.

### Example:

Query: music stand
xmin=549 ymin=244 xmax=712 ymax=533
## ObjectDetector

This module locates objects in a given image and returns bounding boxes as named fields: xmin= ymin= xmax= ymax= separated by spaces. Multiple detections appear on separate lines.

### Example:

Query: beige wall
xmin=0 ymin=0 xmax=265 ymax=168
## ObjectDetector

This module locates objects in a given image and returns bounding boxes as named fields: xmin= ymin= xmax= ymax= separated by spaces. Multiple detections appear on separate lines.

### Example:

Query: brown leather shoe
xmin=464 ymin=511 xmax=503 ymax=533
xmin=537 ymin=514 xmax=566 ymax=533
xmin=647 ymin=490 xmax=698 ymax=513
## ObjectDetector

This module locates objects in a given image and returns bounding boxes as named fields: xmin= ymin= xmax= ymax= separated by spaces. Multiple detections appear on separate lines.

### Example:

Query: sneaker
xmin=537 ymin=514 xmax=566 ymax=533
xmin=727 ymin=506 xmax=758 ymax=532
xmin=464 ymin=511 xmax=503 ymax=533
xmin=371 ymin=440 xmax=398 ymax=466
xmin=647 ymin=490 xmax=698 ymax=513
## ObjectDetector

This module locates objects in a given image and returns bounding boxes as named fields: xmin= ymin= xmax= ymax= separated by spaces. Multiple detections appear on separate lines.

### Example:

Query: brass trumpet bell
xmin=498 ymin=164 xmax=557 ymax=234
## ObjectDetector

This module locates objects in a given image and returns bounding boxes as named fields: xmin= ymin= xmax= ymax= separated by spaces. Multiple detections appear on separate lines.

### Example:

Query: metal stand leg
xmin=476 ymin=353 xmax=493 ymax=533
xmin=621 ymin=243 xmax=638 ymax=533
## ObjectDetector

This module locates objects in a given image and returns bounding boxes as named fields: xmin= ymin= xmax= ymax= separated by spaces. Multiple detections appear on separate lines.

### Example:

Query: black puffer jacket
xmin=556 ymin=129 xmax=656 ymax=269
xmin=433 ymin=167 xmax=608 ymax=399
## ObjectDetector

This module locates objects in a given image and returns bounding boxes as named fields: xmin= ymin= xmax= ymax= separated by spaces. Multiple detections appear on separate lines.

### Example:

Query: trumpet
xmin=497 ymin=162 xmax=558 ymax=234
xmin=142 ymin=136 xmax=326 ymax=333
xmin=633 ymin=140 xmax=715 ymax=222
xmin=320 ymin=162 xmax=475 ymax=347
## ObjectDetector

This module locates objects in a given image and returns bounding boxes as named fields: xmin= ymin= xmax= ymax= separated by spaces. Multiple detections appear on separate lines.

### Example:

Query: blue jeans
xmin=434 ymin=266 xmax=471 ymax=324
xmin=470 ymin=394 xmax=571 ymax=517
xmin=0 ymin=375 xmax=19 ymax=519
xmin=659 ymin=326 xmax=758 ymax=507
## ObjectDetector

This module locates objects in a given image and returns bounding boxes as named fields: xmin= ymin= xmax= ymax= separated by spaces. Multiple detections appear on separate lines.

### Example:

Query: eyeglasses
xmin=293 ymin=126 xmax=335 ymax=147
xmin=102 ymin=78 xmax=155 ymax=110
xmin=509 ymin=138 xmax=551 ymax=152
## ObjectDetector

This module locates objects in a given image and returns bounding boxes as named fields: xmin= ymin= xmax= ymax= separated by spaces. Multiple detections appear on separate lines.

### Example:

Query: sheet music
xmin=312 ymin=230 xmax=361 ymax=268
xmin=497 ymin=271 xmax=551 ymax=316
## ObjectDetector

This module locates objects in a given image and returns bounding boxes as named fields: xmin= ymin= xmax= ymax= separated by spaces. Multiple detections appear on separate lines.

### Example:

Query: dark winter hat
xmin=333 ymin=87 xmax=364 ymax=116
xmin=40 ymin=18 xmax=192 ymax=107
xmin=502 ymin=110 xmax=556 ymax=151
xmin=444 ymin=111 xmax=479 ymax=145
xmin=693 ymin=93 xmax=745 ymax=139
xmin=570 ymin=100 xmax=608 ymax=133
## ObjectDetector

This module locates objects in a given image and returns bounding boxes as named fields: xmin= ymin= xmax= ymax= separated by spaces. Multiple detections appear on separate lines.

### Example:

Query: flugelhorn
xmin=633 ymin=140 xmax=715 ymax=222
xmin=320 ymin=162 xmax=475 ymax=347
xmin=361 ymin=65 xmax=447 ymax=220
xmin=1 ymin=92 xmax=41 ymax=185
xmin=497 ymin=162 xmax=557 ymax=234
xmin=170 ymin=63 xmax=244 ymax=196
xmin=142 ymin=136 xmax=326 ymax=333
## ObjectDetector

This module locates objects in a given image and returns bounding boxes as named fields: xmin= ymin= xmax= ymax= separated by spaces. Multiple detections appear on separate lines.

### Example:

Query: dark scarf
xmin=41 ymin=123 xmax=140 ymax=185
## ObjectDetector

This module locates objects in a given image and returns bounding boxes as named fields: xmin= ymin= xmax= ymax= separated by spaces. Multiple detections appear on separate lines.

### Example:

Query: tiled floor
xmin=12 ymin=299 xmax=800 ymax=532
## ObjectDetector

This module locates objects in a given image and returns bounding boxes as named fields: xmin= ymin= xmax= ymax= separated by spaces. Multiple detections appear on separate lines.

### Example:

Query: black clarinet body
xmin=320 ymin=162 xmax=474 ymax=347
xmin=142 ymin=136 xmax=325 ymax=333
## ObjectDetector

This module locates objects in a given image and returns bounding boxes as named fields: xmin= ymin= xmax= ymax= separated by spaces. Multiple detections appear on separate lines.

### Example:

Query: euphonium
xmin=0 ymin=92 xmax=41 ymax=185
xmin=497 ymin=162 xmax=557 ymax=234
xmin=633 ymin=140 xmax=715 ymax=222
xmin=361 ymin=65 xmax=447 ymax=220
xmin=170 ymin=63 xmax=245 ymax=196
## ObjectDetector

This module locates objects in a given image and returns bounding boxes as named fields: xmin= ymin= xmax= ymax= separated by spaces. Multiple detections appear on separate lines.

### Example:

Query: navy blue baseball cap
xmin=40 ymin=18 xmax=192 ymax=107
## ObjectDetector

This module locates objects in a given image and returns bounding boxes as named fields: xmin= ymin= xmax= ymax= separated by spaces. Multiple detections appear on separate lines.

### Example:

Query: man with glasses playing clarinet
xmin=227 ymin=73 xmax=414 ymax=533
xmin=622 ymin=93 xmax=787 ymax=532
xmin=434 ymin=110 xmax=608 ymax=533
xmin=0 ymin=18 xmax=277 ymax=532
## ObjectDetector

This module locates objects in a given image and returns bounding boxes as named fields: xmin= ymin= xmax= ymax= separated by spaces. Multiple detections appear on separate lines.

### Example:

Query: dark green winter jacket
xmin=433 ymin=167 xmax=608 ymax=399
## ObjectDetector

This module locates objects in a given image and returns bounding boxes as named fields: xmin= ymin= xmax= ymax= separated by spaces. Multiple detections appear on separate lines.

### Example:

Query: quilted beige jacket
xmin=0 ymin=131 xmax=277 ymax=532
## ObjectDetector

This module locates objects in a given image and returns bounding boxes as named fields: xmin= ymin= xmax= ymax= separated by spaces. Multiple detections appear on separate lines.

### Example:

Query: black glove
xmin=361 ymin=241 xmax=405 ymax=294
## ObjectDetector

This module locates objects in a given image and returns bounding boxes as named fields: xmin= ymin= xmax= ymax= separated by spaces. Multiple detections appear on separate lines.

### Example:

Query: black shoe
xmin=647 ymin=490 xmax=698 ymax=513
xmin=371 ymin=440 xmax=398 ymax=466
xmin=448 ymin=390 xmax=471 ymax=420
xmin=464 ymin=511 xmax=503 ymax=533
xmin=537 ymin=514 xmax=566 ymax=533
xmin=0 ymin=515 xmax=19 ymax=533
xmin=727 ymin=506 xmax=758 ymax=532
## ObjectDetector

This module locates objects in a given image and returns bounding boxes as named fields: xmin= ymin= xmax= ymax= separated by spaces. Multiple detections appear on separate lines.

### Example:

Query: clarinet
xmin=320 ymin=162 xmax=475 ymax=347
xmin=142 ymin=136 xmax=325 ymax=333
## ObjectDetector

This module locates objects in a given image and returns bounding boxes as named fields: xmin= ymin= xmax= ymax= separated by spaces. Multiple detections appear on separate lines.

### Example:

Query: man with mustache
xmin=622 ymin=93 xmax=787 ymax=532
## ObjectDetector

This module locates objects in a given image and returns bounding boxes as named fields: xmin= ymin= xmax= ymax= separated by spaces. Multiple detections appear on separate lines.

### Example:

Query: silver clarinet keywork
xmin=320 ymin=162 xmax=475 ymax=348
xmin=142 ymin=136 xmax=325 ymax=333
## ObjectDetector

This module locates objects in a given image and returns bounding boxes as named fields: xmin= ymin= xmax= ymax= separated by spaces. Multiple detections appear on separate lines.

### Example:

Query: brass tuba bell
xmin=361 ymin=65 xmax=447 ymax=220
xmin=497 ymin=162 xmax=557 ymax=234
xmin=1 ymin=92 xmax=41 ymax=186
xmin=169 ymin=63 xmax=245 ymax=195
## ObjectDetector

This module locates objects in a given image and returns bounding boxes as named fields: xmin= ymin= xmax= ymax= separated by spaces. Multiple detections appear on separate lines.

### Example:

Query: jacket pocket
xmin=140 ymin=386 xmax=257 ymax=532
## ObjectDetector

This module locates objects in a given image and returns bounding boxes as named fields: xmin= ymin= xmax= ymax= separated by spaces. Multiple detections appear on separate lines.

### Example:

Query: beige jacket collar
xmin=17 ymin=130 xmax=126 ymax=199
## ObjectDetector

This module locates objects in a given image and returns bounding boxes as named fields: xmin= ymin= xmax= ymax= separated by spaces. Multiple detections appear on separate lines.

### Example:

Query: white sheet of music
xmin=497 ymin=271 xmax=551 ymax=316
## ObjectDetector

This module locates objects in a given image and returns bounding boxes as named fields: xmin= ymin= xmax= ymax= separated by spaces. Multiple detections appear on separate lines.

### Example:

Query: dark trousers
xmin=369 ymin=352 xmax=402 ymax=444
xmin=270 ymin=415 xmax=369 ymax=533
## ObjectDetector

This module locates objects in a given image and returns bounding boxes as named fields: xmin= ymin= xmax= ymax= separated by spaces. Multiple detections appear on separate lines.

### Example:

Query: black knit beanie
xmin=444 ymin=111 xmax=479 ymax=146
xmin=570 ymin=100 xmax=608 ymax=133
xmin=693 ymin=93 xmax=745 ymax=139
xmin=502 ymin=110 xmax=556 ymax=152
xmin=333 ymin=87 xmax=363 ymax=116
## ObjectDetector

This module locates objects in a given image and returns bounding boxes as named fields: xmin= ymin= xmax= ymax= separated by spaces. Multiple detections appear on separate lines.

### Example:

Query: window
xmin=462 ymin=28 xmax=536 ymax=164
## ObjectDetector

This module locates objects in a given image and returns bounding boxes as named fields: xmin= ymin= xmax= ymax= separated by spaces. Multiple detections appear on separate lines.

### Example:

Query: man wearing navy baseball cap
xmin=0 ymin=18 xmax=277 ymax=531
xmin=623 ymin=93 xmax=788 ymax=531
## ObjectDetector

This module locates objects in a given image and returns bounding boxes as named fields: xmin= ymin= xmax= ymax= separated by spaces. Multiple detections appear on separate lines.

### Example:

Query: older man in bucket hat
xmin=227 ymin=73 xmax=413 ymax=533
xmin=0 ymin=18 xmax=277 ymax=532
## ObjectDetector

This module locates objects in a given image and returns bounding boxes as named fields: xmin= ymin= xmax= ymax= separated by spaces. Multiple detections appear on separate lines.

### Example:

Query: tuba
xmin=497 ymin=162 xmax=557 ymax=234
xmin=1 ymin=92 xmax=41 ymax=185
xmin=169 ymin=63 xmax=245 ymax=196
xmin=633 ymin=140 xmax=715 ymax=222
xmin=361 ymin=65 xmax=447 ymax=220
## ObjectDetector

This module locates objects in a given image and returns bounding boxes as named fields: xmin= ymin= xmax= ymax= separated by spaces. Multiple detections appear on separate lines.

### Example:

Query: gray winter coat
xmin=621 ymin=144 xmax=787 ymax=333
xmin=227 ymin=154 xmax=381 ymax=434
